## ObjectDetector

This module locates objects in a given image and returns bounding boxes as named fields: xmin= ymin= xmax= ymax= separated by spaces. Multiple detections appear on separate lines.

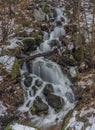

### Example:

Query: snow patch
xmin=5 ymin=38 xmax=19 ymax=49
xmin=0 ymin=101 xmax=7 ymax=116
xmin=0 ymin=55 xmax=15 ymax=72
xmin=11 ymin=123 xmax=37 ymax=130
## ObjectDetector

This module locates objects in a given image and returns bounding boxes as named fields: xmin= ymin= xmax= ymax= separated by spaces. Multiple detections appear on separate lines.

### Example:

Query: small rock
xmin=32 ymin=86 xmax=38 ymax=95
xmin=24 ymin=76 xmax=33 ymax=87
xmin=35 ymin=79 xmax=43 ymax=87
xmin=43 ymin=84 xmax=53 ymax=96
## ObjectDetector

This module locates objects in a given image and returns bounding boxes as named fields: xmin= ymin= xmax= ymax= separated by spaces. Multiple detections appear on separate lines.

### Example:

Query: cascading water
xmin=19 ymin=3 xmax=75 ymax=130
xmin=20 ymin=57 xmax=74 ymax=129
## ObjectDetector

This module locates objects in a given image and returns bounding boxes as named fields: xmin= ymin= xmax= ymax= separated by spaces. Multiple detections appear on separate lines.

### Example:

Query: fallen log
xmin=18 ymin=49 xmax=58 ymax=62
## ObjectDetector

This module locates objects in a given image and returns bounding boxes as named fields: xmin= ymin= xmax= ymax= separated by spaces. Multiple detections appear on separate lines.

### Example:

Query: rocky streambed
xmin=0 ymin=0 xmax=95 ymax=130
xmin=18 ymin=1 xmax=75 ymax=129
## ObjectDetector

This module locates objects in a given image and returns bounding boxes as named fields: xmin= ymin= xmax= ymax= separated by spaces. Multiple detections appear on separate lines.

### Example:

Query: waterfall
xmin=19 ymin=2 xmax=75 ymax=129
xmin=50 ymin=27 xmax=65 ymax=39
xmin=19 ymin=57 xmax=75 ymax=128
xmin=32 ymin=57 xmax=67 ymax=84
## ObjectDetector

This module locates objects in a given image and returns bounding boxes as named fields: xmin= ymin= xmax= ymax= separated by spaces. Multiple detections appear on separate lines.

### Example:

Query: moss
xmin=63 ymin=54 xmax=77 ymax=66
xmin=22 ymin=38 xmax=33 ymax=44
xmin=11 ymin=58 xmax=20 ymax=79
xmin=22 ymin=20 xmax=31 ymax=27
xmin=62 ymin=110 xmax=73 ymax=130
xmin=5 ymin=125 xmax=12 ymax=130
xmin=32 ymin=32 xmax=42 ymax=44
xmin=31 ymin=107 xmax=36 ymax=113
xmin=74 ymin=47 xmax=82 ymax=61
xmin=42 ymin=3 xmax=49 ymax=14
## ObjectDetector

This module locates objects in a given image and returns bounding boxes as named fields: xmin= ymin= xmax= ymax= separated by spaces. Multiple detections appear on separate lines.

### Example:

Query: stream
xmin=19 ymin=5 xmax=75 ymax=130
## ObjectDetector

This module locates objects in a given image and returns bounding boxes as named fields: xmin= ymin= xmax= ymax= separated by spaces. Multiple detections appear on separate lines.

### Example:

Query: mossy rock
xmin=22 ymin=38 xmax=37 ymax=52
xmin=32 ymin=32 xmax=42 ymax=45
xmin=42 ymin=3 xmax=49 ymax=14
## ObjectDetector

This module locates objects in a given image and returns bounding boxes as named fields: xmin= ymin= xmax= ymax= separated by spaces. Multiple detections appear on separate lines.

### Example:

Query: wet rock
xmin=32 ymin=31 xmax=43 ymax=46
xmin=24 ymin=76 xmax=33 ymax=87
xmin=56 ymin=20 xmax=62 ymax=26
xmin=22 ymin=38 xmax=37 ymax=52
xmin=31 ymin=96 xmax=48 ymax=114
xmin=60 ymin=16 xmax=65 ymax=22
xmin=46 ymin=94 xmax=64 ymax=110
xmin=41 ymin=23 xmax=49 ymax=32
xmin=50 ymin=39 xmax=60 ymax=48
xmin=35 ymin=79 xmax=43 ymax=87
xmin=49 ymin=18 xmax=55 ymax=22
xmin=32 ymin=86 xmax=38 ymax=95
xmin=43 ymin=84 xmax=53 ymax=96
xmin=23 ymin=72 xmax=30 ymax=78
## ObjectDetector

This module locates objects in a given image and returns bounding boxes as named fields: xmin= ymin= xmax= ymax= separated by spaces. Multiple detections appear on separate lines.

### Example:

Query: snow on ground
xmin=0 ymin=55 xmax=15 ymax=72
xmin=0 ymin=101 xmax=7 ymax=116
xmin=77 ymin=74 xmax=94 ymax=88
xmin=66 ymin=108 xmax=95 ymax=130
xmin=4 ymin=38 xmax=23 ymax=50
xmin=11 ymin=123 xmax=37 ymax=130
xmin=66 ymin=111 xmax=84 ymax=130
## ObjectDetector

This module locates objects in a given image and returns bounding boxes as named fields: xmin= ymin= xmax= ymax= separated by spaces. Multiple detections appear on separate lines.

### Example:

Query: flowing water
xmin=19 ymin=5 xmax=75 ymax=130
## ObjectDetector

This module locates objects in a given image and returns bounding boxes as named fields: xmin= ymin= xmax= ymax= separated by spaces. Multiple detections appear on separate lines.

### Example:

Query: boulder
xmin=31 ymin=96 xmax=48 ymax=114
xmin=35 ymin=79 xmax=43 ymax=87
xmin=56 ymin=20 xmax=62 ymax=26
xmin=46 ymin=94 xmax=64 ymax=110
xmin=43 ymin=84 xmax=53 ymax=96
xmin=22 ymin=38 xmax=37 ymax=52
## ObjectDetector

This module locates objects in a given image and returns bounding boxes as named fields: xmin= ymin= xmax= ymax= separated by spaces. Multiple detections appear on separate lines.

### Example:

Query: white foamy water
xmin=19 ymin=57 xmax=75 ymax=129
